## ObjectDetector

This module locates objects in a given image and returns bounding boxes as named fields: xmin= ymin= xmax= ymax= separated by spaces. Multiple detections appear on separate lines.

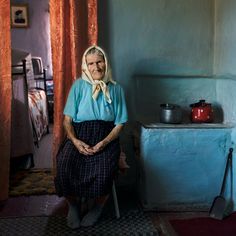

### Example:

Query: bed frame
xmin=11 ymin=59 xmax=50 ymax=168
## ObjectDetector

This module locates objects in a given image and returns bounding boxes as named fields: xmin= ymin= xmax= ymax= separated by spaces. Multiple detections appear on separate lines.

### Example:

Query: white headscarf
xmin=81 ymin=45 xmax=116 ymax=104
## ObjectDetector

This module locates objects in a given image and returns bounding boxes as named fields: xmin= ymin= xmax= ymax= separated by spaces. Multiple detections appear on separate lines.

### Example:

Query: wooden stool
xmin=112 ymin=150 xmax=130 ymax=219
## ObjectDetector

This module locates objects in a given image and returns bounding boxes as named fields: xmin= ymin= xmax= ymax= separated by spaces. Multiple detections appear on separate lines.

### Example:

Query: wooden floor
xmin=1 ymin=128 xmax=212 ymax=235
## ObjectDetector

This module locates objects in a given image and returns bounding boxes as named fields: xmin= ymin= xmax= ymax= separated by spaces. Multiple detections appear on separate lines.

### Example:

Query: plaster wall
xmin=214 ymin=0 xmax=236 ymax=135
xmin=216 ymin=78 xmax=236 ymax=125
xmin=214 ymin=0 xmax=236 ymax=75
xmin=99 ymin=0 xmax=214 ymax=119
xmin=11 ymin=0 xmax=52 ymax=78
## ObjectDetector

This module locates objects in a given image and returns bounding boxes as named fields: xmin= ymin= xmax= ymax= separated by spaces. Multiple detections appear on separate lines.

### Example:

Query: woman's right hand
xmin=73 ymin=139 xmax=94 ymax=156
xmin=63 ymin=115 xmax=94 ymax=156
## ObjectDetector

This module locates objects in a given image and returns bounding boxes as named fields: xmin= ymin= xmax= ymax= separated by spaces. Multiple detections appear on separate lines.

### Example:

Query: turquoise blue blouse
xmin=63 ymin=79 xmax=128 ymax=125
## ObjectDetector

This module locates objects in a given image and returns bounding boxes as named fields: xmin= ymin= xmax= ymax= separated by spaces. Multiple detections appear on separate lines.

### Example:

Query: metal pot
xmin=160 ymin=103 xmax=182 ymax=124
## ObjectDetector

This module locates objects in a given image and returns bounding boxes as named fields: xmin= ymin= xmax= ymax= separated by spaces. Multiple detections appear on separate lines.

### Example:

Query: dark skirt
xmin=54 ymin=120 xmax=120 ymax=198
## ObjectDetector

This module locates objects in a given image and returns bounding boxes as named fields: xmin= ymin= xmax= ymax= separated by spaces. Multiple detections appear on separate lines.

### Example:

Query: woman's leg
xmin=80 ymin=195 xmax=109 ymax=227
xmin=66 ymin=196 xmax=81 ymax=229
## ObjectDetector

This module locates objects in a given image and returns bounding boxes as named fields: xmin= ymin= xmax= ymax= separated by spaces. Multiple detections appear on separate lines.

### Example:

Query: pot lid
xmin=190 ymin=100 xmax=211 ymax=107
xmin=160 ymin=103 xmax=180 ymax=109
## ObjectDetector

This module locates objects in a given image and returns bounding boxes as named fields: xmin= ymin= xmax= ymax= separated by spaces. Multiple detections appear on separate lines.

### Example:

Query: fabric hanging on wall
xmin=0 ymin=0 xmax=12 ymax=201
xmin=50 ymin=0 xmax=98 ymax=171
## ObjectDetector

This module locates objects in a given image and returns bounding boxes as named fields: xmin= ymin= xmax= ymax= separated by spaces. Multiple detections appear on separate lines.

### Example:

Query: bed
xmin=11 ymin=49 xmax=49 ymax=167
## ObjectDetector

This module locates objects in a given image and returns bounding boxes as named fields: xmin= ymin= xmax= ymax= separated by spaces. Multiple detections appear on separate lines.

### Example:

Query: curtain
xmin=50 ymin=0 xmax=98 ymax=170
xmin=0 ymin=0 xmax=11 ymax=201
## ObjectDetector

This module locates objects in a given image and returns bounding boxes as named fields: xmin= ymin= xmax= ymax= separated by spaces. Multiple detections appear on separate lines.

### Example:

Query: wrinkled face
xmin=86 ymin=54 xmax=106 ymax=80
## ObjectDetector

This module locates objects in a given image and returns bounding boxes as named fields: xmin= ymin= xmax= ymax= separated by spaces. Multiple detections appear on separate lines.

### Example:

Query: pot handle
xmin=160 ymin=103 xmax=174 ymax=109
xmin=190 ymin=99 xmax=206 ymax=107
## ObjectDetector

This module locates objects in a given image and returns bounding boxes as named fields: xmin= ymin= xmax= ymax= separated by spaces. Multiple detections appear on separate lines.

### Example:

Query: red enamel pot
xmin=190 ymin=100 xmax=214 ymax=123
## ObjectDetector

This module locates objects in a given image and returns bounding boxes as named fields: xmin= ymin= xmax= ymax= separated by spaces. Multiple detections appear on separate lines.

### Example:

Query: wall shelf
xmin=140 ymin=122 xmax=234 ymax=129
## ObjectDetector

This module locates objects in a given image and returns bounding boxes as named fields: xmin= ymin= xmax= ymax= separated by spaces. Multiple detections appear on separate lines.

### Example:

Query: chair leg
xmin=112 ymin=181 xmax=120 ymax=219
xmin=30 ymin=154 xmax=35 ymax=168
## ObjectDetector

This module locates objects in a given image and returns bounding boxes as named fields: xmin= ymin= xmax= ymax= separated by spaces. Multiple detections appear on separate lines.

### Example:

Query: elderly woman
xmin=54 ymin=45 xmax=128 ymax=229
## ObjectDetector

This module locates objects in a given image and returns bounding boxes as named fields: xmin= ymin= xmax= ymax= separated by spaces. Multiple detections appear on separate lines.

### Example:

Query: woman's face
xmin=86 ymin=54 xmax=106 ymax=80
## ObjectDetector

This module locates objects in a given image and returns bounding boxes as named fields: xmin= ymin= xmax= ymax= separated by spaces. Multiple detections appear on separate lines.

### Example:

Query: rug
xmin=0 ymin=210 xmax=159 ymax=236
xmin=9 ymin=168 xmax=56 ymax=196
xmin=170 ymin=212 xmax=236 ymax=236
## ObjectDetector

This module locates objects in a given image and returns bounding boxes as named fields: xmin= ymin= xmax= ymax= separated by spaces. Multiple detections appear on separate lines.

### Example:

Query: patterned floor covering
xmin=9 ymin=168 xmax=55 ymax=196
xmin=0 ymin=210 xmax=158 ymax=236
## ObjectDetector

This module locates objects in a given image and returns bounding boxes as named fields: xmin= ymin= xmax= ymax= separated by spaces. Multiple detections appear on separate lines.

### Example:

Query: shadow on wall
xmin=213 ymin=104 xmax=224 ymax=123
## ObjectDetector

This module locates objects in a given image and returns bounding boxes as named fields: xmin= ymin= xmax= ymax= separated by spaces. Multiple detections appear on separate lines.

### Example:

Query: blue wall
xmin=98 ymin=0 xmax=236 ymax=127
xmin=99 ymin=0 xmax=214 ymax=118
xmin=214 ymin=0 xmax=236 ymax=75
xmin=214 ymin=0 xmax=236 ymax=126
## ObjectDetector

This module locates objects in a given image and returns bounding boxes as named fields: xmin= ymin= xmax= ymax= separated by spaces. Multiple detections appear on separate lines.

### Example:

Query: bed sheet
xmin=28 ymin=89 xmax=48 ymax=142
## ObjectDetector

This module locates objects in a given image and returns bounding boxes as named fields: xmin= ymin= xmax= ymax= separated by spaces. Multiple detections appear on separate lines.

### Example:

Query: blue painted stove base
xmin=135 ymin=123 xmax=235 ymax=211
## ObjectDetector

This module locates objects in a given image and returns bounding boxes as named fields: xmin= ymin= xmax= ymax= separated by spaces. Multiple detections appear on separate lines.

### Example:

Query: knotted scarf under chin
xmin=91 ymin=79 xmax=112 ymax=103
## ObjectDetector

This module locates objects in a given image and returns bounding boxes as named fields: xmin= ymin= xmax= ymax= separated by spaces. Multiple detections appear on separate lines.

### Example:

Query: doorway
xmin=10 ymin=0 xmax=53 ymax=174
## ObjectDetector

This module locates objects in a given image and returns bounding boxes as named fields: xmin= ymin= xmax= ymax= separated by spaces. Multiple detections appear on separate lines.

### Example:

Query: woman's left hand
xmin=91 ymin=140 xmax=108 ymax=153
xmin=91 ymin=124 xmax=124 ymax=153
